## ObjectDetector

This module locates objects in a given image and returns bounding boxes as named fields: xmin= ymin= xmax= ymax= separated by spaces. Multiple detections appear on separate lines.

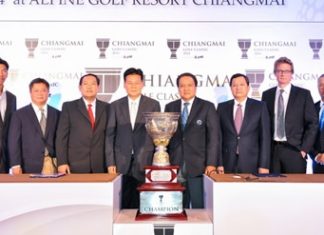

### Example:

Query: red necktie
xmin=87 ymin=104 xmax=95 ymax=130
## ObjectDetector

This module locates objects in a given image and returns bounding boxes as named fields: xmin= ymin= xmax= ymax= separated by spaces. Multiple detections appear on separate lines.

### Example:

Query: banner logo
xmin=96 ymin=38 xmax=110 ymax=59
xmin=238 ymin=39 xmax=251 ymax=59
xmin=25 ymin=38 xmax=38 ymax=58
xmin=309 ymin=39 xmax=322 ymax=60
xmin=167 ymin=39 xmax=181 ymax=59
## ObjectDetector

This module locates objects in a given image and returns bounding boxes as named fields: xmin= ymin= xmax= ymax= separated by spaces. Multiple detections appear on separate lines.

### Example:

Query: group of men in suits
xmin=0 ymin=56 xmax=323 ymax=210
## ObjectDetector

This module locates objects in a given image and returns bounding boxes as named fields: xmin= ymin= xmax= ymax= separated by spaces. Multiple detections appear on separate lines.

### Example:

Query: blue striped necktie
xmin=181 ymin=102 xmax=189 ymax=130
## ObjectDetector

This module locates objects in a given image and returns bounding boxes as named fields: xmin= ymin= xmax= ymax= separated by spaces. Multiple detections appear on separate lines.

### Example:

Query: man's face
xmin=0 ymin=64 xmax=8 ymax=87
xmin=318 ymin=76 xmax=324 ymax=100
xmin=79 ymin=75 xmax=99 ymax=100
xmin=178 ymin=75 xmax=197 ymax=101
xmin=230 ymin=76 xmax=250 ymax=101
xmin=275 ymin=62 xmax=293 ymax=87
xmin=30 ymin=83 xmax=49 ymax=107
xmin=124 ymin=74 xmax=144 ymax=99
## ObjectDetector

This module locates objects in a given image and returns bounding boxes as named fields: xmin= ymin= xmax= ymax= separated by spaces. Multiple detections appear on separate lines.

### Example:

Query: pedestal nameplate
xmin=145 ymin=166 xmax=178 ymax=183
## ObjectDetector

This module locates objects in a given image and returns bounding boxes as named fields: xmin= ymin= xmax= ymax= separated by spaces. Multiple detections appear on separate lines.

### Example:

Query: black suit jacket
xmin=217 ymin=98 xmax=271 ymax=173
xmin=261 ymin=85 xmax=318 ymax=152
xmin=8 ymin=104 xmax=60 ymax=173
xmin=309 ymin=101 xmax=324 ymax=173
xmin=56 ymin=98 xmax=109 ymax=173
xmin=0 ymin=91 xmax=16 ymax=173
xmin=105 ymin=95 xmax=161 ymax=181
xmin=164 ymin=97 xmax=220 ymax=177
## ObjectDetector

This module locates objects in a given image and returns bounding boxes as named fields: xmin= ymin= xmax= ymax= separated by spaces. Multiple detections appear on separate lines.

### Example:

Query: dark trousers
xmin=272 ymin=142 xmax=307 ymax=173
xmin=121 ymin=174 xmax=140 ymax=209
xmin=182 ymin=175 xmax=204 ymax=209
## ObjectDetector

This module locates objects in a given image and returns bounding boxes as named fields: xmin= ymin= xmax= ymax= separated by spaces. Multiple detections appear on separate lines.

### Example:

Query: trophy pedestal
xmin=136 ymin=166 xmax=187 ymax=220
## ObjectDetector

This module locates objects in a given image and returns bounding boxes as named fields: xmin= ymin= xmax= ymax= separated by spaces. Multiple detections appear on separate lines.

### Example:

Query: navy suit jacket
xmin=309 ymin=101 xmax=324 ymax=173
xmin=261 ymin=85 xmax=318 ymax=152
xmin=217 ymin=98 xmax=271 ymax=173
xmin=56 ymin=98 xmax=109 ymax=173
xmin=106 ymin=95 xmax=160 ymax=181
xmin=164 ymin=97 xmax=220 ymax=177
xmin=8 ymin=104 xmax=60 ymax=173
xmin=0 ymin=91 xmax=16 ymax=173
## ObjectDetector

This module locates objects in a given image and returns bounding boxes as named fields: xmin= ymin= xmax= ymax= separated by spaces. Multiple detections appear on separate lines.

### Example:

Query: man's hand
xmin=58 ymin=164 xmax=70 ymax=174
xmin=108 ymin=166 xmax=117 ymax=174
xmin=11 ymin=166 xmax=22 ymax=175
xmin=258 ymin=167 xmax=269 ymax=174
xmin=217 ymin=166 xmax=225 ymax=174
xmin=205 ymin=165 xmax=217 ymax=176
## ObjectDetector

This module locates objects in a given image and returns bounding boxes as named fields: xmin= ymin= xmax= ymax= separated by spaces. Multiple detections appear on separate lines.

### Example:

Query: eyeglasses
xmin=275 ymin=70 xmax=292 ymax=74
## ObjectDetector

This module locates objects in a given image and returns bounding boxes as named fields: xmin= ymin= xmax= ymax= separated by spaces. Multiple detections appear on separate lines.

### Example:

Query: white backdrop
xmin=0 ymin=0 xmax=324 ymax=110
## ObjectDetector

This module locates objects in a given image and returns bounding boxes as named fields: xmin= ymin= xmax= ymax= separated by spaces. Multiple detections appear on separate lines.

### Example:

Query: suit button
xmin=237 ymin=136 xmax=240 ymax=140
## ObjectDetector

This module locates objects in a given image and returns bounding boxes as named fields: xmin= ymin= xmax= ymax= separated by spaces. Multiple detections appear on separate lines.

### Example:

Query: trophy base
xmin=135 ymin=209 xmax=187 ymax=221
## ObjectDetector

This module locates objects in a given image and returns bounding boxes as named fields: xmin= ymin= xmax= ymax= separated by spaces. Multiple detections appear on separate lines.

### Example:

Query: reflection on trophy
xmin=238 ymin=39 xmax=251 ymax=59
xmin=167 ymin=39 xmax=181 ymax=59
xmin=96 ymin=38 xmax=110 ymax=59
xmin=246 ymin=69 xmax=265 ymax=99
xmin=309 ymin=39 xmax=322 ymax=60
xmin=25 ymin=38 xmax=39 ymax=58
xmin=144 ymin=112 xmax=180 ymax=166
xmin=136 ymin=112 xmax=186 ymax=220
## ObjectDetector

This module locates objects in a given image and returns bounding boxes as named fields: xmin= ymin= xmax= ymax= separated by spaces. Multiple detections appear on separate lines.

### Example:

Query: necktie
xmin=277 ymin=89 xmax=285 ymax=138
xmin=39 ymin=108 xmax=48 ymax=155
xmin=39 ymin=108 xmax=46 ymax=136
xmin=320 ymin=105 xmax=324 ymax=131
xmin=181 ymin=102 xmax=189 ymax=130
xmin=234 ymin=104 xmax=243 ymax=134
xmin=130 ymin=101 xmax=137 ymax=129
xmin=88 ymin=104 xmax=95 ymax=130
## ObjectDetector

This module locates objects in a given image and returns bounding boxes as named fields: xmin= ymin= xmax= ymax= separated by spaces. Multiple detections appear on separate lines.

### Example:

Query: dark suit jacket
xmin=106 ymin=95 xmax=160 ymax=181
xmin=164 ymin=97 xmax=220 ymax=177
xmin=8 ymin=104 xmax=60 ymax=173
xmin=309 ymin=101 xmax=324 ymax=173
xmin=217 ymin=98 xmax=271 ymax=173
xmin=261 ymin=85 xmax=318 ymax=152
xmin=56 ymin=98 xmax=109 ymax=173
xmin=0 ymin=91 xmax=16 ymax=173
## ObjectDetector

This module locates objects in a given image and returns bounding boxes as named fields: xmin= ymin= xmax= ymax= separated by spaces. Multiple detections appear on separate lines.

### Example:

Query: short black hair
xmin=230 ymin=73 xmax=250 ymax=86
xmin=0 ymin=58 xmax=9 ymax=70
xmin=29 ymin=78 xmax=50 ymax=91
xmin=176 ymin=72 xmax=198 ymax=87
xmin=123 ymin=68 xmax=144 ymax=82
xmin=79 ymin=73 xmax=100 ymax=86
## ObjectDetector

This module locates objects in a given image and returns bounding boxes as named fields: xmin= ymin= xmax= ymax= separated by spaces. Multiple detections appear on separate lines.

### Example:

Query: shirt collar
xmin=128 ymin=95 xmax=141 ymax=104
xmin=234 ymin=97 xmax=247 ymax=106
xmin=181 ymin=97 xmax=195 ymax=106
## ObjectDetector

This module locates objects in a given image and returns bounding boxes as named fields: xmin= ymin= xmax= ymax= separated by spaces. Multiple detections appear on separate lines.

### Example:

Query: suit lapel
xmin=134 ymin=96 xmax=145 ymax=132
xmin=240 ymin=98 xmax=251 ymax=134
xmin=186 ymin=98 xmax=200 ymax=130
xmin=94 ymin=100 xmax=105 ymax=131
xmin=77 ymin=98 xmax=91 ymax=124
xmin=120 ymin=97 xmax=132 ymax=130
xmin=227 ymin=100 xmax=237 ymax=133
xmin=27 ymin=104 xmax=43 ymax=136
xmin=285 ymin=85 xmax=297 ymax=120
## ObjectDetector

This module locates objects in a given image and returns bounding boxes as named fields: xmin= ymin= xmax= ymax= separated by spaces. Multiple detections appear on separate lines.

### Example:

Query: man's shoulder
xmin=141 ymin=95 xmax=159 ymax=104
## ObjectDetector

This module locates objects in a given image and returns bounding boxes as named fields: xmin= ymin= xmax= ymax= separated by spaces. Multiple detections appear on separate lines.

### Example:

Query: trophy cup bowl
xmin=143 ymin=112 xmax=180 ymax=167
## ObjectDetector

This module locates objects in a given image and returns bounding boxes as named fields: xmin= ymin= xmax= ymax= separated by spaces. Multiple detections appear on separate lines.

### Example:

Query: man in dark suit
xmin=217 ymin=73 xmax=271 ymax=174
xmin=8 ymin=78 xmax=60 ymax=174
xmin=56 ymin=74 xmax=109 ymax=174
xmin=309 ymin=74 xmax=324 ymax=173
xmin=261 ymin=57 xmax=318 ymax=173
xmin=165 ymin=72 xmax=220 ymax=208
xmin=106 ymin=68 xmax=160 ymax=208
xmin=0 ymin=58 xmax=16 ymax=173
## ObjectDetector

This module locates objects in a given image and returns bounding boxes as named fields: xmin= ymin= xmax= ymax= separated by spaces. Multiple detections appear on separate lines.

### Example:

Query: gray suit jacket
xmin=217 ymin=98 xmax=271 ymax=173
xmin=0 ymin=91 xmax=16 ymax=173
xmin=164 ymin=97 xmax=220 ymax=177
xmin=8 ymin=104 xmax=60 ymax=173
xmin=56 ymin=98 xmax=109 ymax=173
xmin=105 ymin=95 xmax=160 ymax=181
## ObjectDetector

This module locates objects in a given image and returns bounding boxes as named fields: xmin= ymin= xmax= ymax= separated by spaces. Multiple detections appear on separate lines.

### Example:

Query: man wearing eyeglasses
xmin=261 ymin=57 xmax=318 ymax=173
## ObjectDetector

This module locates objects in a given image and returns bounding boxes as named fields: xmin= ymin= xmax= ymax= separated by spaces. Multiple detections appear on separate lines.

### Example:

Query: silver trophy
xmin=143 ymin=112 xmax=180 ymax=166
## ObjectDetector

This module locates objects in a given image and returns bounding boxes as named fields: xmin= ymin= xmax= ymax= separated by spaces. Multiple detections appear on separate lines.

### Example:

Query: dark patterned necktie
xmin=181 ymin=102 xmax=189 ymax=130
xmin=277 ymin=89 xmax=285 ymax=138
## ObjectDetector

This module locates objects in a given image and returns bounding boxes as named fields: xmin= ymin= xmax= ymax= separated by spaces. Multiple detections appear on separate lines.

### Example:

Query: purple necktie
xmin=234 ymin=104 xmax=243 ymax=134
